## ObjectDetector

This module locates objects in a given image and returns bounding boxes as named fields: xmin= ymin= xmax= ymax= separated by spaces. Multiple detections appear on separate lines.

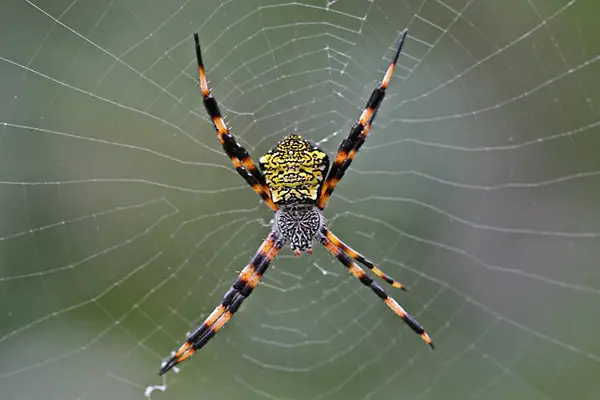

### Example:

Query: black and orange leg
xmin=159 ymin=232 xmax=283 ymax=375
xmin=318 ymin=228 xmax=434 ymax=349
xmin=322 ymin=228 xmax=407 ymax=291
xmin=193 ymin=33 xmax=279 ymax=212
xmin=317 ymin=30 xmax=409 ymax=210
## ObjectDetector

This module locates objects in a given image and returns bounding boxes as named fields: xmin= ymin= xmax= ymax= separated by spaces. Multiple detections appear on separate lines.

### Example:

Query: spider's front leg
xmin=317 ymin=30 xmax=409 ymax=210
xmin=159 ymin=232 xmax=283 ymax=375
xmin=193 ymin=33 xmax=279 ymax=212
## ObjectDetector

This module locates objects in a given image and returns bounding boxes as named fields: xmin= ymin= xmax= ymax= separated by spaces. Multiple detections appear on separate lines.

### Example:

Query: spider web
xmin=1 ymin=0 xmax=599 ymax=399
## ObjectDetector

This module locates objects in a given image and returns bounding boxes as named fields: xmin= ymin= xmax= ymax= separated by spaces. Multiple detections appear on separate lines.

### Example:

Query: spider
xmin=159 ymin=29 xmax=433 ymax=376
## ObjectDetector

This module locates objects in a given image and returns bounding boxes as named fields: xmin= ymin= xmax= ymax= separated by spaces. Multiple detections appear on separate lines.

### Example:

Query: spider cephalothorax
xmin=274 ymin=204 xmax=325 ymax=254
xmin=159 ymin=30 xmax=434 ymax=377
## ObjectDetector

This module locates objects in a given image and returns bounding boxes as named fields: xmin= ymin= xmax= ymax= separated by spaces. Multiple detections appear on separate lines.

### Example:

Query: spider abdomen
xmin=259 ymin=135 xmax=329 ymax=204
xmin=274 ymin=204 xmax=325 ymax=252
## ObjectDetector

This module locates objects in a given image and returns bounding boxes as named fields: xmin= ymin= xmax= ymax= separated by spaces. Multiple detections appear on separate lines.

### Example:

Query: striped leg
xmin=194 ymin=33 xmax=279 ymax=212
xmin=322 ymin=228 xmax=407 ymax=291
xmin=159 ymin=232 xmax=283 ymax=375
xmin=318 ymin=228 xmax=434 ymax=349
xmin=317 ymin=30 xmax=408 ymax=210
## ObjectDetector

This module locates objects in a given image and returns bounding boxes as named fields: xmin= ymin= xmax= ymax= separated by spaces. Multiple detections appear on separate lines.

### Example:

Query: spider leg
xmin=317 ymin=30 xmax=408 ymax=210
xmin=193 ymin=33 xmax=279 ymax=212
xmin=318 ymin=229 xmax=434 ymax=349
xmin=323 ymin=228 xmax=407 ymax=291
xmin=159 ymin=232 xmax=283 ymax=375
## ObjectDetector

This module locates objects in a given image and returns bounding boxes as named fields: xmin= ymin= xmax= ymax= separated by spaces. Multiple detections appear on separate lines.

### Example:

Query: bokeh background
xmin=1 ymin=0 xmax=600 ymax=399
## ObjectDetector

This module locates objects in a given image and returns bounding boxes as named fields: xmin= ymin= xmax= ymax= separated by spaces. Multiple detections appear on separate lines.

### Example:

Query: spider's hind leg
xmin=323 ymin=229 xmax=407 ymax=291
xmin=159 ymin=232 xmax=283 ymax=375
xmin=318 ymin=228 xmax=434 ymax=348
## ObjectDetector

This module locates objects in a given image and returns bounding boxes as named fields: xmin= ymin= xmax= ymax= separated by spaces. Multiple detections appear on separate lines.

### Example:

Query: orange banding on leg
xmin=211 ymin=311 xmax=233 ymax=332
xmin=174 ymin=341 xmax=191 ymax=357
xmin=239 ymin=265 xmax=257 ymax=282
xmin=214 ymin=117 xmax=228 ymax=135
xmin=347 ymin=264 xmax=366 ymax=280
xmin=381 ymin=64 xmax=395 ymax=89
xmin=358 ymin=108 xmax=375 ymax=125
xmin=421 ymin=332 xmax=433 ymax=346
xmin=199 ymin=67 xmax=210 ymax=96
xmin=384 ymin=297 xmax=406 ymax=318
xmin=204 ymin=305 xmax=227 ymax=327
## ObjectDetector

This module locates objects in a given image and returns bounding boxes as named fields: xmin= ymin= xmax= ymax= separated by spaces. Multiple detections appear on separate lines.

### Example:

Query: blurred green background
xmin=1 ymin=0 xmax=599 ymax=399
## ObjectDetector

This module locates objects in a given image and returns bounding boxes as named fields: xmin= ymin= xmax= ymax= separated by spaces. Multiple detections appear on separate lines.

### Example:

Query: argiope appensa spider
xmin=159 ymin=29 xmax=434 ymax=375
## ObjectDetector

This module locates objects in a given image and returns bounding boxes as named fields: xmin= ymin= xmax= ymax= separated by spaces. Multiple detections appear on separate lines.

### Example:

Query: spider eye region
xmin=259 ymin=135 xmax=329 ymax=204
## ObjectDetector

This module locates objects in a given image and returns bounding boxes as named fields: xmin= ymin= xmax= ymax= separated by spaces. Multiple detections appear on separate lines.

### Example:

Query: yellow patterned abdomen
xmin=259 ymin=135 xmax=329 ymax=204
